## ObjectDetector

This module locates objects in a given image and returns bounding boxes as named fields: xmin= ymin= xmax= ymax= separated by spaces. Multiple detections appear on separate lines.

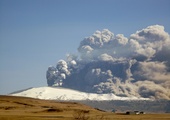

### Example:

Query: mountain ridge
xmin=10 ymin=86 xmax=150 ymax=101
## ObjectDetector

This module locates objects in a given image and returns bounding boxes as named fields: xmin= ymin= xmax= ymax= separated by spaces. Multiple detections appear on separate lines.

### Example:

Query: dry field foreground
xmin=0 ymin=95 xmax=170 ymax=120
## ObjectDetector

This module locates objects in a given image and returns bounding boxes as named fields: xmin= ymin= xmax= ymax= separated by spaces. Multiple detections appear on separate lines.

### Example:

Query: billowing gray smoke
xmin=46 ymin=25 xmax=170 ymax=99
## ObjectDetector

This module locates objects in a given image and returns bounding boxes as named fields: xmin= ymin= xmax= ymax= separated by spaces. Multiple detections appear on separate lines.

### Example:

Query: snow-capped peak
xmin=10 ymin=87 xmax=150 ymax=101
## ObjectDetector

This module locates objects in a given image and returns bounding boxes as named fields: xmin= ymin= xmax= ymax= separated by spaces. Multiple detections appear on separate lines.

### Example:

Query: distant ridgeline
xmin=78 ymin=100 xmax=170 ymax=113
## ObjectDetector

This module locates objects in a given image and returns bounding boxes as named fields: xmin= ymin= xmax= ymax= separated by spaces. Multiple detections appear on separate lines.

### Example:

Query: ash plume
xmin=46 ymin=25 xmax=170 ymax=99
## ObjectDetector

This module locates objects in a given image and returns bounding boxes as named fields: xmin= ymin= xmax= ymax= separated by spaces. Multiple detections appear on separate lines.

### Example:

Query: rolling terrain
xmin=0 ymin=95 xmax=170 ymax=120
xmin=0 ymin=95 xmax=102 ymax=120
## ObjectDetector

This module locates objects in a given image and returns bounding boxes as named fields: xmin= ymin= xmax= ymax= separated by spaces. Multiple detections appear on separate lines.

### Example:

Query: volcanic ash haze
xmin=46 ymin=25 xmax=170 ymax=100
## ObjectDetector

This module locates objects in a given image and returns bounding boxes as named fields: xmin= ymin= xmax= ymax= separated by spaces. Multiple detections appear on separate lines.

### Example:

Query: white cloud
xmin=98 ymin=53 xmax=114 ymax=61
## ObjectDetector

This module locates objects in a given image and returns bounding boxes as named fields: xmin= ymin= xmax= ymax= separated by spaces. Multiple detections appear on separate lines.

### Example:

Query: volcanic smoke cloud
xmin=46 ymin=25 xmax=170 ymax=99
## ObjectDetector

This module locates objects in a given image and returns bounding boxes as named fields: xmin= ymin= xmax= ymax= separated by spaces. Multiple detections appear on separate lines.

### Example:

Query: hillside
xmin=0 ymin=95 xmax=102 ymax=120
xmin=0 ymin=95 xmax=170 ymax=120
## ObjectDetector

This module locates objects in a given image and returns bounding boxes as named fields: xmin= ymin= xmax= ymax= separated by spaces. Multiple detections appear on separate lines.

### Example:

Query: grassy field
xmin=0 ymin=95 xmax=170 ymax=120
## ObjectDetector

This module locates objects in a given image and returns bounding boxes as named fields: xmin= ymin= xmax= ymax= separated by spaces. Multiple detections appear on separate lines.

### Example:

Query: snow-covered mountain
xmin=10 ymin=87 xmax=150 ymax=101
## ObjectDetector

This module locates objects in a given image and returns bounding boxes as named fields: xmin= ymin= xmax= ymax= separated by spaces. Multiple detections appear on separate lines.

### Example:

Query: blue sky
xmin=0 ymin=0 xmax=170 ymax=94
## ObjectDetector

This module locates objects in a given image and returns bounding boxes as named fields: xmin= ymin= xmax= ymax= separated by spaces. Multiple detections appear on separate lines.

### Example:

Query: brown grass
xmin=0 ymin=95 xmax=170 ymax=120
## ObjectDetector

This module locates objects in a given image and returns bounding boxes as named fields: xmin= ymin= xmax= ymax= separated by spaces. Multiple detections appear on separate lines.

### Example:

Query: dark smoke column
xmin=46 ymin=25 xmax=170 ymax=99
